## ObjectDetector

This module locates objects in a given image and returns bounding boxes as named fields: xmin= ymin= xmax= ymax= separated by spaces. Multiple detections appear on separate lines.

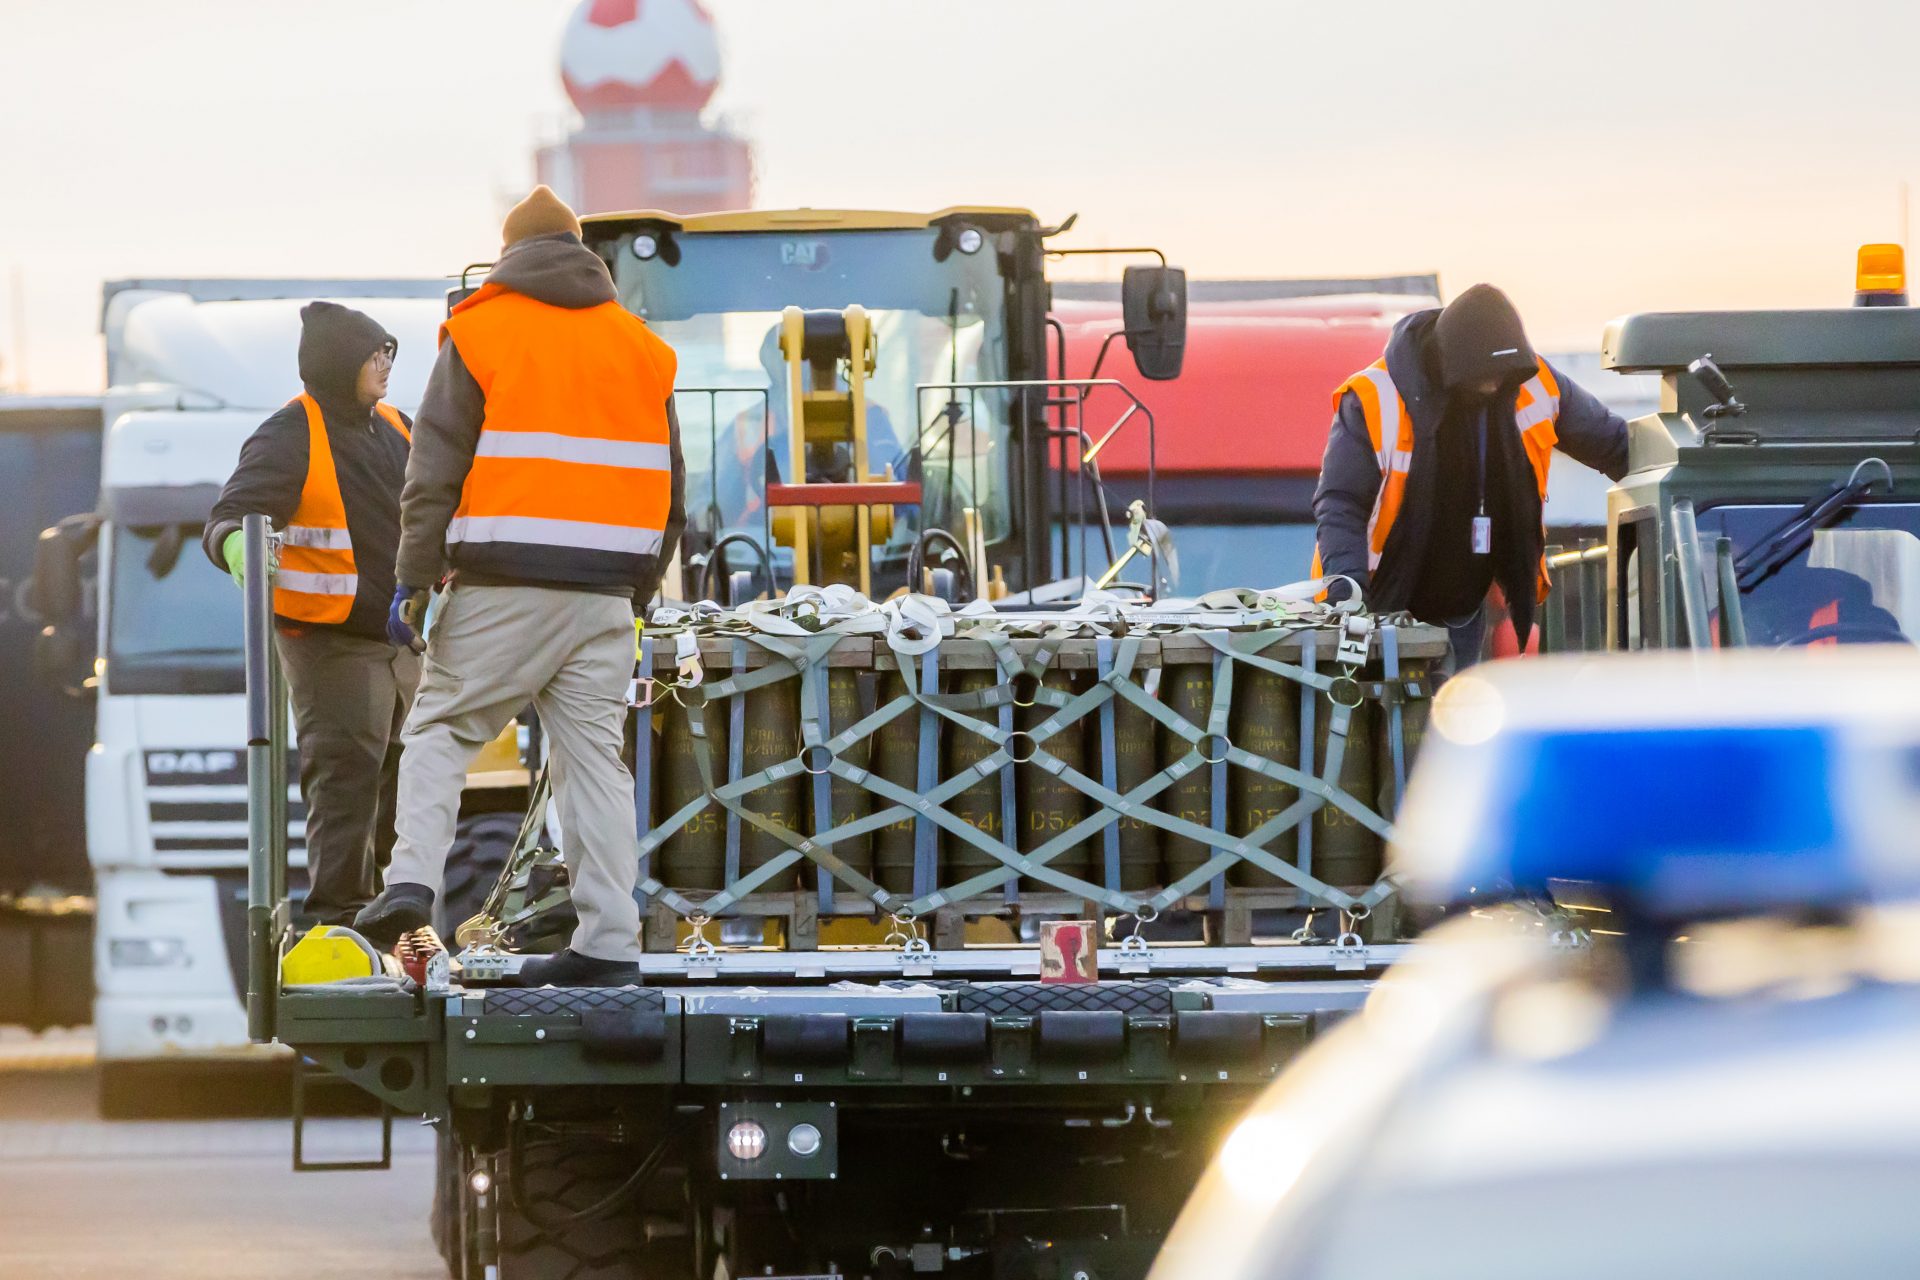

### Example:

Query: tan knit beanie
xmin=502 ymin=185 xmax=582 ymax=249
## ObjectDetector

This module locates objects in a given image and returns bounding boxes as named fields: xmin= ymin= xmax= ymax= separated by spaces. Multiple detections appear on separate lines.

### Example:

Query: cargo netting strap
xmin=631 ymin=588 xmax=1435 ymax=924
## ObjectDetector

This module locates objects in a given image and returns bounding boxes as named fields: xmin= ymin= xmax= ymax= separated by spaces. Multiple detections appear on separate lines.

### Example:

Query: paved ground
xmin=0 ymin=1029 xmax=444 ymax=1279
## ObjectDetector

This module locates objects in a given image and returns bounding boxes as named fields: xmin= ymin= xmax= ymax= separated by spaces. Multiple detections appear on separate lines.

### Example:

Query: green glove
xmin=221 ymin=530 xmax=246 ymax=588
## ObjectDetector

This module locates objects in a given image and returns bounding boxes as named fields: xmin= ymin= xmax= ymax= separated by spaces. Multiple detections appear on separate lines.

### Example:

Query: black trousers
xmin=275 ymin=627 xmax=421 ymax=924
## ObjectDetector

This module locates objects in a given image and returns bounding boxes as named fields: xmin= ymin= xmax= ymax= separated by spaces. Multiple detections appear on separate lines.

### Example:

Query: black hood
xmin=1370 ymin=306 xmax=1545 ymax=645
xmin=485 ymin=232 xmax=618 ymax=310
xmin=1434 ymin=284 xmax=1537 ymax=393
xmin=298 ymin=302 xmax=395 ymax=406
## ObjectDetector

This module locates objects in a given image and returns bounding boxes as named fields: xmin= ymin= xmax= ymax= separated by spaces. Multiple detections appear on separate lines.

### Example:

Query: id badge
xmin=1471 ymin=515 xmax=1492 ymax=555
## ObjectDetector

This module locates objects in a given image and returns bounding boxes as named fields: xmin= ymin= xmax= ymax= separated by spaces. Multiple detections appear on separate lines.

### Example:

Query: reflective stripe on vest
xmin=439 ymin=285 xmax=675 ymax=582
xmin=1311 ymin=359 xmax=1561 ymax=600
xmin=273 ymin=394 xmax=409 ymax=623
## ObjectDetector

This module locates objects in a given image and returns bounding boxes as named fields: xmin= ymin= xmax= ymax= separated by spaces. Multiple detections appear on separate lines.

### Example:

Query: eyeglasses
xmin=370 ymin=347 xmax=395 ymax=369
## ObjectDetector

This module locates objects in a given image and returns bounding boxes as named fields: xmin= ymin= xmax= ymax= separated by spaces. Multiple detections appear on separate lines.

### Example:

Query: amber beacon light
xmin=1854 ymin=243 xmax=1908 ymax=306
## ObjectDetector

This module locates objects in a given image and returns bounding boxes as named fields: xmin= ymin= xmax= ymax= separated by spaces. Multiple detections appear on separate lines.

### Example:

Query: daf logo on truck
xmin=146 ymin=750 xmax=240 ymax=776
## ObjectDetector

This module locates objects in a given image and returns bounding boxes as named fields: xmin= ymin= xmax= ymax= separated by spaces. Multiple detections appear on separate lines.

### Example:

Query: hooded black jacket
xmin=201 ymin=303 xmax=410 ymax=640
xmin=1311 ymin=309 xmax=1630 ymax=646
xmin=394 ymin=231 xmax=686 ymax=604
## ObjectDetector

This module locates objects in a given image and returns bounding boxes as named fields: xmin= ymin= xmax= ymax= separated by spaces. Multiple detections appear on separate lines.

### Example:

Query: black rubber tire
xmin=497 ymin=1138 xmax=665 ymax=1280
xmin=437 ymin=810 xmax=520 ymax=939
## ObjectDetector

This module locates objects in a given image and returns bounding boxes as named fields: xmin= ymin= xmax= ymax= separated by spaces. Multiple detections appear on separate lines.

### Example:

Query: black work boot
xmin=514 ymin=948 xmax=640 ymax=988
xmin=352 ymin=882 xmax=435 ymax=948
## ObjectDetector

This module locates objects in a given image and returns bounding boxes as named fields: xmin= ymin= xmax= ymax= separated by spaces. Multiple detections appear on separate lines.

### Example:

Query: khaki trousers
xmin=387 ymin=584 xmax=642 ymax=962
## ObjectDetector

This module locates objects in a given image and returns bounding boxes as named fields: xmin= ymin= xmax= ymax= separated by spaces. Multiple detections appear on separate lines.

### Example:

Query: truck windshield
xmin=609 ymin=228 xmax=1014 ymax=551
xmin=107 ymin=523 xmax=243 ymax=693
xmin=1698 ymin=502 xmax=1920 ymax=647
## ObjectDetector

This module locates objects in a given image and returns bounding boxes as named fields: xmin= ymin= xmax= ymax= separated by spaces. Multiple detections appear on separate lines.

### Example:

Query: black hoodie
xmin=202 ymin=302 xmax=411 ymax=640
xmin=1310 ymin=308 xmax=1632 ymax=647
xmin=394 ymin=231 xmax=686 ymax=603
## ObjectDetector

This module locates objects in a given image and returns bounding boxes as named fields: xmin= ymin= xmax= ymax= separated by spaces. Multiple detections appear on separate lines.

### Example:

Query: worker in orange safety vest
xmin=355 ymin=186 xmax=686 ymax=988
xmin=203 ymin=302 xmax=418 ymax=925
xmin=1311 ymin=285 xmax=1630 ymax=667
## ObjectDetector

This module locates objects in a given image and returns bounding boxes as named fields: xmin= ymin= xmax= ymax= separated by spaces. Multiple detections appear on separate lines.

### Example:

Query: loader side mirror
xmin=1122 ymin=265 xmax=1187 ymax=381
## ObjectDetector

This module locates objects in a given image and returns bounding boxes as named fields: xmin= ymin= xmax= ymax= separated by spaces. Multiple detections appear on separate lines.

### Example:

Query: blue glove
xmin=388 ymin=584 xmax=428 ymax=653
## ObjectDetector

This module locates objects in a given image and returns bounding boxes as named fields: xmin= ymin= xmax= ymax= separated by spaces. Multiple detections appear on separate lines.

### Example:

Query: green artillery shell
xmin=870 ymin=667 xmax=922 ymax=895
xmin=1373 ymin=660 xmax=1431 ymax=819
xmin=1313 ymin=685 xmax=1380 ymax=888
xmin=1159 ymin=661 xmax=1216 ymax=885
xmin=1109 ymin=674 xmax=1161 ymax=891
xmin=1017 ymin=669 xmax=1090 ymax=890
xmin=818 ymin=666 xmax=873 ymax=884
xmin=1229 ymin=661 xmax=1302 ymax=888
xmin=942 ymin=666 xmax=1005 ymax=886
xmin=740 ymin=673 xmax=804 ymax=890
xmin=658 ymin=685 xmax=727 ymax=891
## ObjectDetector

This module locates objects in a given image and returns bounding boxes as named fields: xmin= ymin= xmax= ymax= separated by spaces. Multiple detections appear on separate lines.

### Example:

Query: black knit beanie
xmin=1434 ymin=284 xmax=1537 ymax=392
xmin=298 ymin=301 xmax=396 ymax=405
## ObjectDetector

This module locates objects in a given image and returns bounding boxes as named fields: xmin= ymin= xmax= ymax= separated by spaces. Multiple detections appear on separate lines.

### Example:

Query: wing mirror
xmin=1121 ymin=265 xmax=1187 ymax=381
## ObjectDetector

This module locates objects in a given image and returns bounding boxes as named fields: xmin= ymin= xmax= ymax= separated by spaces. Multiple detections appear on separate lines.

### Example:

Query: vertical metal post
xmin=1715 ymin=537 xmax=1748 ymax=648
xmin=243 ymin=515 xmax=285 ymax=1044
xmin=636 ymin=636 xmax=656 ymax=878
xmin=1297 ymin=634 xmax=1316 ymax=882
xmin=1671 ymin=499 xmax=1713 ymax=651
xmin=1541 ymin=544 xmax=1566 ymax=653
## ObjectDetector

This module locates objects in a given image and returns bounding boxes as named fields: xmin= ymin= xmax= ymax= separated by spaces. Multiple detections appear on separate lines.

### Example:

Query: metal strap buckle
xmin=1336 ymin=613 xmax=1375 ymax=667
xmin=674 ymin=631 xmax=704 ymax=689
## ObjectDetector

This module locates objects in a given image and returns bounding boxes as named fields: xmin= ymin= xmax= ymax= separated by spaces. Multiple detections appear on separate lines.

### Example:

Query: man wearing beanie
xmin=202 ymin=302 xmax=419 ymax=925
xmin=356 ymin=186 xmax=686 ymax=987
xmin=1311 ymin=284 xmax=1629 ymax=668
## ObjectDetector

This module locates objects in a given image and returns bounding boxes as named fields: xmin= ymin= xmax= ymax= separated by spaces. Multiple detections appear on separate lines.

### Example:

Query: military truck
xmin=244 ymin=208 xmax=1447 ymax=1280
xmin=1540 ymin=244 xmax=1920 ymax=654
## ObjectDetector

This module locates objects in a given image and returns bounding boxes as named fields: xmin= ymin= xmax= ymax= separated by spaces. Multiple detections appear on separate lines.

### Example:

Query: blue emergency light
xmin=1424 ymin=725 xmax=1882 ymax=918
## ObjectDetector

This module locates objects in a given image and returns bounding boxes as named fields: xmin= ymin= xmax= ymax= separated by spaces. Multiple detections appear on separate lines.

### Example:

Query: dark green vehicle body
xmin=1543 ymin=304 xmax=1920 ymax=654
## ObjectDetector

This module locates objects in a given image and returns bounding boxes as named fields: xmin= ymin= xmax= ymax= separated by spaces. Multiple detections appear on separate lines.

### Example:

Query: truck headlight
xmin=110 ymin=937 xmax=189 ymax=968
xmin=786 ymin=1122 xmax=823 ymax=1157
xmin=726 ymin=1120 xmax=768 ymax=1161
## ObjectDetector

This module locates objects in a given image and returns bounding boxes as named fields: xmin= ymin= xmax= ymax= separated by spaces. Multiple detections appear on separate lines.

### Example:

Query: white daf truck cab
xmin=39 ymin=280 xmax=457 ymax=1100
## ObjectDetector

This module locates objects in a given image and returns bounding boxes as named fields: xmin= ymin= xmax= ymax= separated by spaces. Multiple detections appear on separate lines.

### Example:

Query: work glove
xmin=388 ymin=584 xmax=428 ymax=654
xmin=220 ymin=530 xmax=247 ymax=587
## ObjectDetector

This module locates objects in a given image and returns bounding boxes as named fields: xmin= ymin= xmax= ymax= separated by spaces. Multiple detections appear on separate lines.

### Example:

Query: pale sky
xmin=4 ymin=0 xmax=1917 ymax=391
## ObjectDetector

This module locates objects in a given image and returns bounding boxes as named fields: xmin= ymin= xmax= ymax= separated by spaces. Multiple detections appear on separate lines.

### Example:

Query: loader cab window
xmin=106 ymin=523 xmax=243 ymax=694
xmin=1696 ymin=502 xmax=1920 ymax=648
xmin=610 ymin=228 xmax=1015 ymax=563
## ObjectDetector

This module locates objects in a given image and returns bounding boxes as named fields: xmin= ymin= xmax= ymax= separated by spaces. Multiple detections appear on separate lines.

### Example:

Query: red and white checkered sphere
xmin=560 ymin=0 xmax=722 ymax=114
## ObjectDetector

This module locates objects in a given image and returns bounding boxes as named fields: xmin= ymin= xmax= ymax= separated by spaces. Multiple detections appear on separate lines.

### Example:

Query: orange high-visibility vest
xmin=274 ymin=393 xmax=409 ymax=624
xmin=1312 ymin=359 xmax=1561 ymax=601
xmin=439 ymin=284 xmax=675 ymax=584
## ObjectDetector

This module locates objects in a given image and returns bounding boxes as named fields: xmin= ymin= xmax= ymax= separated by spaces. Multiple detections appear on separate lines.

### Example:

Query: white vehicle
xmin=33 ymin=279 xmax=526 ymax=1105
xmin=1152 ymin=650 xmax=1920 ymax=1280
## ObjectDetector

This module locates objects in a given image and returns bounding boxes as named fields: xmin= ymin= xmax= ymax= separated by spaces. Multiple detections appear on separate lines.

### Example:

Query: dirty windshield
xmin=1700 ymin=502 xmax=1920 ymax=646
xmin=610 ymin=227 xmax=1013 ymax=556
